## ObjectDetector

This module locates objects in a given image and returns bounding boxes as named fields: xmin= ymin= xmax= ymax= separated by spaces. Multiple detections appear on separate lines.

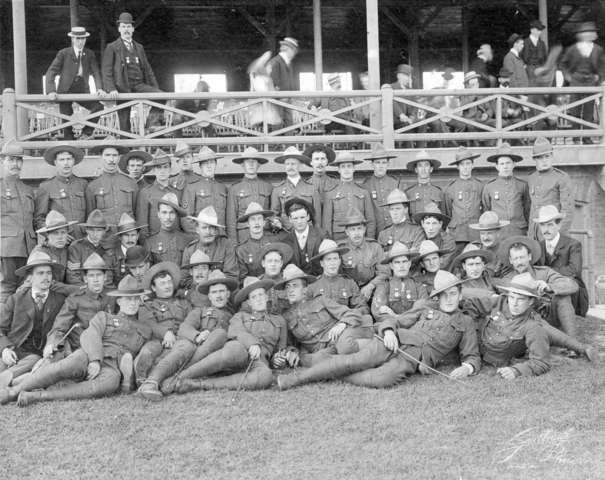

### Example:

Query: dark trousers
xmin=117 ymin=83 xmax=164 ymax=134
xmin=59 ymin=77 xmax=104 ymax=139
xmin=0 ymin=256 xmax=26 ymax=303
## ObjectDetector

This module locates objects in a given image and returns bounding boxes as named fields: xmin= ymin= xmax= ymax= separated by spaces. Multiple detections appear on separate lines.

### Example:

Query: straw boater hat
xmin=107 ymin=275 xmax=151 ymax=297
xmin=1 ymin=140 xmax=25 ymax=157
xmin=469 ymin=211 xmax=510 ymax=231
xmin=173 ymin=141 xmax=192 ymax=157
xmin=143 ymin=148 xmax=171 ymax=168
xmin=79 ymin=209 xmax=108 ymax=229
xmin=274 ymin=146 xmax=312 ymax=166
xmin=234 ymin=276 xmax=276 ymax=307
xmin=279 ymin=37 xmax=299 ymax=51
xmin=303 ymin=144 xmax=336 ymax=163
xmin=486 ymin=142 xmax=523 ymax=163
xmin=396 ymin=64 xmax=413 ymax=75
xmin=75 ymin=252 xmax=112 ymax=272
xmin=188 ymin=206 xmax=224 ymax=229
xmin=310 ymin=239 xmax=350 ymax=263
xmin=43 ymin=144 xmax=84 ymax=166
xmin=332 ymin=151 xmax=363 ymax=166
xmin=533 ymin=205 xmax=565 ymax=224
xmin=182 ymin=250 xmax=221 ymax=270
xmin=15 ymin=250 xmax=64 ymax=277
xmin=124 ymin=246 xmax=150 ymax=267
xmin=119 ymin=150 xmax=153 ymax=175
xmin=232 ymin=146 xmax=268 ymax=165
xmin=197 ymin=270 xmax=238 ymax=295
xmin=90 ymin=136 xmax=128 ymax=155
xmin=237 ymin=202 xmax=274 ymax=223
xmin=380 ymin=188 xmax=410 ymax=207
xmin=143 ymin=261 xmax=182 ymax=291
xmin=259 ymin=242 xmax=294 ymax=264
xmin=339 ymin=207 xmax=368 ymax=227
xmin=414 ymin=240 xmax=451 ymax=264
xmin=67 ymin=26 xmax=90 ymax=38
xmin=381 ymin=241 xmax=419 ymax=264
xmin=498 ymin=235 xmax=542 ymax=266
xmin=428 ymin=270 xmax=470 ymax=297
xmin=273 ymin=264 xmax=316 ymax=290
xmin=192 ymin=146 xmax=222 ymax=164
xmin=115 ymin=212 xmax=146 ymax=236
xmin=284 ymin=196 xmax=315 ymax=222
xmin=463 ymin=71 xmax=481 ymax=84
xmin=36 ymin=210 xmax=78 ymax=234
xmin=451 ymin=243 xmax=494 ymax=270
xmin=406 ymin=150 xmax=441 ymax=172
xmin=412 ymin=202 xmax=451 ymax=228
xmin=532 ymin=137 xmax=553 ymax=159
xmin=449 ymin=146 xmax=480 ymax=166
xmin=497 ymin=272 xmax=540 ymax=298
xmin=157 ymin=192 xmax=187 ymax=217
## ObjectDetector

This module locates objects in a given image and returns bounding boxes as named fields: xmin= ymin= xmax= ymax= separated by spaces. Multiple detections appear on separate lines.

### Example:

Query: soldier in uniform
xmin=451 ymin=243 xmax=497 ymax=293
xmin=443 ymin=147 xmax=484 ymax=247
xmin=303 ymin=144 xmax=339 ymax=199
xmin=468 ymin=211 xmax=510 ymax=278
xmin=118 ymin=149 xmax=152 ymax=190
xmin=481 ymin=142 xmax=530 ymax=236
xmin=413 ymin=202 xmax=457 ymax=270
xmin=405 ymin=150 xmax=444 ymax=220
xmin=377 ymin=189 xmax=424 ymax=252
xmin=86 ymin=139 xmax=137 ymax=227
xmin=34 ymin=210 xmax=78 ymax=286
xmin=411 ymin=240 xmax=449 ymax=291
xmin=136 ymin=149 xmax=182 ymax=240
xmin=323 ymin=152 xmax=376 ymax=240
xmin=3 ymin=275 xmax=152 ymax=406
xmin=526 ymin=138 xmax=573 ymax=240
xmin=179 ymin=250 xmax=220 ymax=309
xmin=124 ymin=246 xmax=152 ymax=288
xmin=112 ymin=213 xmax=146 ymax=284
xmin=35 ymin=144 xmax=87 ymax=239
xmin=0 ymin=141 xmax=36 ymax=303
xmin=170 ymin=141 xmax=202 ymax=189
xmin=66 ymin=210 xmax=115 ymax=286
xmin=360 ymin=145 xmax=401 ymax=235
xmin=181 ymin=206 xmax=239 ymax=282
xmin=226 ymin=147 xmax=273 ymax=243
xmin=181 ymin=146 xmax=228 ymax=235
xmin=271 ymin=146 xmax=321 ymax=231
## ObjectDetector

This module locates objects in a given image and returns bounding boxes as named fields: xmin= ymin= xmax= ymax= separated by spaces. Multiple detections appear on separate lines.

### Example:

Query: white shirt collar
xmin=577 ymin=42 xmax=594 ymax=57
xmin=121 ymin=244 xmax=128 ymax=255
xmin=279 ymin=51 xmax=291 ymax=66
xmin=529 ymin=34 xmax=540 ymax=45
xmin=510 ymin=48 xmax=519 ymax=57
xmin=546 ymin=233 xmax=560 ymax=251
xmin=31 ymin=289 xmax=49 ymax=302
xmin=287 ymin=175 xmax=301 ymax=186
xmin=294 ymin=225 xmax=310 ymax=248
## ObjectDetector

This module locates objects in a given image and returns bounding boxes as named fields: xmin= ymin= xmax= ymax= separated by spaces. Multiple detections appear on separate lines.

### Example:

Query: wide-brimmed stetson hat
xmin=533 ymin=205 xmax=565 ymax=224
xmin=274 ymin=146 xmax=311 ymax=166
xmin=124 ymin=246 xmax=150 ymax=267
xmin=173 ymin=141 xmax=192 ymax=157
xmin=237 ymin=202 xmax=275 ymax=223
xmin=381 ymin=241 xmax=419 ymax=264
xmin=187 ymin=206 xmax=224 ymax=228
xmin=380 ymin=188 xmax=410 ymax=207
xmin=498 ymin=235 xmax=542 ymax=266
xmin=1 ymin=140 xmax=25 ymax=157
xmin=469 ymin=211 xmax=510 ymax=231
xmin=303 ymin=144 xmax=336 ymax=163
xmin=36 ymin=210 xmax=78 ymax=234
xmin=412 ymin=202 xmax=451 ymax=229
xmin=310 ymin=239 xmax=350 ymax=263
xmin=332 ymin=152 xmax=363 ymax=166
xmin=107 ymin=275 xmax=150 ymax=297
xmin=339 ymin=207 xmax=368 ymax=228
xmin=429 ymin=270 xmax=470 ymax=297
xmin=451 ymin=243 xmax=494 ymax=270
xmin=157 ymin=192 xmax=187 ymax=217
xmin=259 ymin=242 xmax=294 ymax=263
xmin=143 ymin=148 xmax=172 ymax=168
xmin=486 ymin=142 xmax=523 ymax=163
xmin=364 ymin=144 xmax=397 ymax=162
xmin=143 ymin=261 xmax=181 ymax=291
xmin=273 ymin=264 xmax=317 ymax=290
xmin=15 ymin=250 xmax=65 ymax=277
xmin=532 ymin=137 xmax=554 ymax=159
xmin=497 ymin=272 xmax=540 ymax=298
xmin=234 ymin=276 xmax=276 ymax=307
xmin=75 ymin=252 xmax=112 ymax=272
xmin=413 ymin=240 xmax=451 ymax=264
xmin=197 ymin=270 xmax=238 ymax=295
xmin=67 ymin=26 xmax=90 ymax=38
xmin=79 ymin=209 xmax=108 ymax=229
xmin=90 ymin=136 xmax=128 ymax=155
xmin=43 ymin=145 xmax=84 ymax=166
xmin=284 ymin=197 xmax=315 ymax=222
xmin=115 ymin=212 xmax=146 ymax=236
xmin=192 ymin=146 xmax=223 ymax=164
xmin=232 ymin=146 xmax=269 ymax=165
xmin=182 ymin=250 xmax=221 ymax=270
xmin=449 ymin=146 xmax=480 ymax=166
xmin=119 ymin=150 xmax=152 ymax=175
xmin=406 ymin=150 xmax=441 ymax=172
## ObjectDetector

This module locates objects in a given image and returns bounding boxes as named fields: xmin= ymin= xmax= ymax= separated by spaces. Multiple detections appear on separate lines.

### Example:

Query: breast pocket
xmin=118 ymin=186 xmax=135 ymax=211
xmin=95 ymin=189 xmax=110 ymax=210
xmin=1 ymin=192 xmax=20 ymax=214
xmin=214 ymin=191 xmax=227 ymax=213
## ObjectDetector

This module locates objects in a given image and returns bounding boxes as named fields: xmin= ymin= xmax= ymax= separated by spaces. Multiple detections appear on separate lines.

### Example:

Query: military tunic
xmin=527 ymin=167 xmax=573 ymax=239
xmin=181 ymin=237 xmax=239 ymax=282
xmin=443 ymin=177 xmax=484 ymax=242
xmin=339 ymin=238 xmax=385 ymax=287
xmin=360 ymin=174 xmax=401 ymax=234
xmin=228 ymin=310 xmax=287 ymax=360
xmin=136 ymin=181 xmax=181 ymax=238
xmin=236 ymin=234 xmax=280 ymax=281
xmin=226 ymin=177 xmax=273 ymax=242
xmin=169 ymin=170 xmax=203 ymax=190
xmin=377 ymin=221 xmax=425 ymax=252
xmin=66 ymin=238 xmax=115 ymax=286
xmin=139 ymin=296 xmax=191 ymax=340
xmin=85 ymin=171 xmax=138 ymax=225
xmin=271 ymin=177 xmax=321 ymax=231
xmin=323 ymin=181 xmax=376 ymax=240
xmin=1 ymin=176 xmax=36 ymax=258
xmin=481 ymin=176 xmax=530 ymax=235
xmin=306 ymin=274 xmax=370 ymax=314
xmin=427 ymin=231 xmax=457 ymax=271
xmin=145 ymin=227 xmax=192 ymax=266
xmin=34 ymin=174 xmax=88 ymax=231
xmin=182 ymin=177 xmax=228 ymax=234
xmin=309 ymin=173 xmax=339 ymax=199
xmin=178 ymin=306 xmax=232 ymax=342
xmin=371 ymin=276 xmax=428 ymax=322
xmin=405 ymin=182 xmax=444 ymax=221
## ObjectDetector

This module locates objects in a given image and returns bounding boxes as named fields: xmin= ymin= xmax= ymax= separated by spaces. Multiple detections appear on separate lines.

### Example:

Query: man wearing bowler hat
xmin=521 ymin=20 xmax=548 ymax=86
xmin=405 ymin=150 xmax=444 ymax=220
xmin=45 ymin=26 xmax=106 ymax=140
xmin=35 ymin=145 xmax=88 ymax=238
xmin=102 ymin=12 xmax=162 ymax=134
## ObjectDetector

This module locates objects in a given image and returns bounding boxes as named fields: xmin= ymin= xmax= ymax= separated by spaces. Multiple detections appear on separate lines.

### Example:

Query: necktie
xmin=34 ymin=293 xmax=45 ymax=310
xmin=77 ymin=51 xmax=83 ymax=77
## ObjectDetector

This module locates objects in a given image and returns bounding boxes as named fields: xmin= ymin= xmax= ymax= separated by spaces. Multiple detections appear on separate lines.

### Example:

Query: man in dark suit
xmin=535 ymin=205 xmax=588 ymax=316
xmin=268 ymin=37 xmax=299 ymax=125
xmin=102 ymin=12 xmax=162 ymax=133
xmin=45 ymin=27 xmax=106 ymax=140
xmin=521 ymin=20 xmax=548 ymax=86
xmin=0 ymin=251 xmax=66 ymax=391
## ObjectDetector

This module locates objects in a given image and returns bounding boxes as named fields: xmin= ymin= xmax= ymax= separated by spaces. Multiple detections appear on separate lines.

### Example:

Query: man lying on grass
xmin=0 ymin=275 xmax=152 ymax=406
xmin=277 ymin=270 xmax=481 ymax=390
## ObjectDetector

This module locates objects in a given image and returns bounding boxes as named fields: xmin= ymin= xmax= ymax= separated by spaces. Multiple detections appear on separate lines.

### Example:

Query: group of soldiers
xmin=0 ymin=134 xmax=598 ymax=406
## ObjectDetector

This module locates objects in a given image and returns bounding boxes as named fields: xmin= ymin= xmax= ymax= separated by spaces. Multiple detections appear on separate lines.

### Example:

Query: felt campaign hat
xmin=143 ymin=261 xmax=181 ymax=291
xmin=192 ymin=146 xmax=222 ymax=164
xmin=451 ymin=243 xmax=494 ymax=270
xmin=79 ymin=209 xmax=108 ymax=229
xmin=124 ymin=246 xmax=151 ymax=267
xmin=173 ymin=141 xmax=193 ymax=157
xmin=497 ymin=272 xmax=540 ymax=298
xmin=309 ymin=239 xmax=350 ymax=263
xmin=414 ymin=240 xmax=451 ymax=264
xmin=115 ymin=212 xmax=146 ymax=236
xmin=188 ymin=206 xmax=224 ymax=229
xmin=75 ymin=252 xmax=112 ymax=272
xmin=428 ymin=270 xmax=470 ymax=297
xmin=380 ymin=188 xmax=410 ymax=207
xmin=237 ymin=202 xmax=275 ymax=223
xmin=43 ymin=144 xmax=84 ymax=166
xmin=449 ymin=146 xmax=480 ymax=166
xmin=197 ymin=270 xmax=238 ymax=295
xmin=531 ymin=137 xmax=553 ymax=158
xmin=232 ymin=147 xmax=269 ymax=165
xmin=412 ymin=202 xmax=451 ymax=229
xmin=234 ymin=276 xmax=276 ymax=307
xmin=90 ymin=136 xmax=128 ymax=155
xmin=15 ymin=250 xmax=64 ymax=277
xmin=339 ymin=207 xmax=368 ymax=227
xmin=498 ymin=235 xmax=542 ymax=266
xmin=157 ymin=192 xmax=187 ymax=217
xmin=259 ymin=242 xmax=294 ymax=264
xmin=273 ymin=264 xmax=316 ymax=290
xmin=381 ymin=241 xmax=419 ymax=264
xmin=181 ymin=250 xmax=221 ymax=270
xmin=332 ymin=151 xmax=363 ymax=166
xmin=36 ymin=210 xmax=78 ymax=234
xmin=143 ymin=148 xmax=172 ymax=168
xmin=468 ymin=211 xmax=510 ymax=231
xmin=303 ymin=144 xmax=336 ymax=163
xmin=107 ymin=275 xmax=150 ymax=297
xmin=274 ymin=146 xmax=311 ymax=166
xmin=119 ymin=150 xmax=153 ymax=174
xmin=486 ymin=142 xmax=523 ymax=163
xmin=284 ymin=197 xmax=315 ymax=222
xmin=364 ymin=144 xmax=397 ymax=162
xmin=406 ymin=150 xmax=441 ymax=171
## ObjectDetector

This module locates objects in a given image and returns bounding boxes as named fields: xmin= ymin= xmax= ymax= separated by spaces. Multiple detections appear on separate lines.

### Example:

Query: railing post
xmin=600 ymin=85 xmax=605 ymax=145
xmin=381 ymin=85 xmax=394 ymax=149
xmin=495 ymin=94 xmax=503 ymax=146
xmin=2 ymin=88 xmax=18 ymax=140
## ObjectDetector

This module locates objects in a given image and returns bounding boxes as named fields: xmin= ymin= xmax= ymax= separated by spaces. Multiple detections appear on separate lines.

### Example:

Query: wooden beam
xmin=382 ymin=7 xmax=410 ymax=36
xmin=461 ymin=6 xmax=469 ymax=72
xmin=12 ymin=0 xmax=27 ymax=136
xmin=238 ymin=7 xmax=268 ymax=38
xmin=553 ymin=5 xmax=579 ymax=30
xmin=420 ymin=6 xmax=442 ymax=31
xmin=313 ymin=0 xmax=323 ymax=91
xmin=538 ymin=0 xmax=548 ymax=49
xmin=134 ymin=1 xmax=162 ymax=29
xmin=366 ymin=0 xmax=381 ymax=130
xmin=69 ymin=0 xmax=79 ymax=28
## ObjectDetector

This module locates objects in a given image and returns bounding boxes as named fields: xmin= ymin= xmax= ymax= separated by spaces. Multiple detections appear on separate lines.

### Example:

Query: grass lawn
xmin=2 ymin=333 xmax=604 ymax=479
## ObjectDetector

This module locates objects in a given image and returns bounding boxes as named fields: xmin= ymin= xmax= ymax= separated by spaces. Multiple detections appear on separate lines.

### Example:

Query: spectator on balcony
xmin=470 ymin=44 xmax=497 ymax=88
xmin=35 ymin=145 xmax=87 ymax=239
xmin=503 ymin=34 xmax=529 ymax=89
xmin=390 ymin=64 xmax=414 ymax=130
xmin=352 ymin=70 xmax=370 ymax=126
xmin=102 ymin=12 xmax=162 ymax=134
xmin=248 ymin=51 xmax=282 ymax=128
xmin=119 ymin=149 xmax=152 ymax=190
xmin=45 ymin=27 xmax=106 ymax=141
xmin=521 ymin=20 xmax=548 ymax=86
xmin=404 ymin=150 xmax=444 ymax=220
xmin=268 ymin=37 xmax=299 ymax=126
xmin=497 ymin=68 xmax=525 ymax=127
xmin=451 ymin=72 xmax=495 ymax=141
xmin=320 ymin=74 xmax=353 ymax=135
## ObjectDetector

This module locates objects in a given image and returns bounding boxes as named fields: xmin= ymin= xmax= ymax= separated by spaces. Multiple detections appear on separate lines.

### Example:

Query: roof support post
xmin=366 ymin=0 xmax=381 ymax=130
xmin=539 ymin=0 xmax=549 ymax=49
xmin=11 ymin=0 xmax=27 ymax=137
xmin=313 ymin=0 xmax=323 ymax=91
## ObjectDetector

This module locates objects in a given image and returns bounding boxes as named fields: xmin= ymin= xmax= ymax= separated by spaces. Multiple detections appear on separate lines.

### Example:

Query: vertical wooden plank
xmin=11 ymin=0 xmax=27 ymax=137
xmin=313 ymin=0 xmax=323 ymax=91
xmin=366 ymin=0 xmax=381 ymax=130
xmin=539 ymin=0 xmax=549 ymax=49
xmin=461 ymin=6 xmax=469 ymax=72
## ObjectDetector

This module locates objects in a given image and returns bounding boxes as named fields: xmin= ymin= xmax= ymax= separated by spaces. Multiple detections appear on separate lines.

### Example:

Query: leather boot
xmin=179 ymin=342 xmax=248 ymax=380
xmin=119 ymin=353 xmax=134 ymax=393
xmin=138 ymin=380 xmax=163 ymax=402
xmin=18 ymin=350 xmax=88 ymax=393
xmin=174 ymin=378 xmax=204 ymax=394
xmin=147 ymin=345 xmax=192 ymax=384
xmin=187 ymin=330 xmax=227 ymax=365
xmin=134 ymin=341 xmax=162 ymax=386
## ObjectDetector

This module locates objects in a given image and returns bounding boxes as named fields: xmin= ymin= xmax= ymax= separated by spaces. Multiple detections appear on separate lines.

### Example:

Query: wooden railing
xmin=2 ymin=85 xmax=604 ymax=150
